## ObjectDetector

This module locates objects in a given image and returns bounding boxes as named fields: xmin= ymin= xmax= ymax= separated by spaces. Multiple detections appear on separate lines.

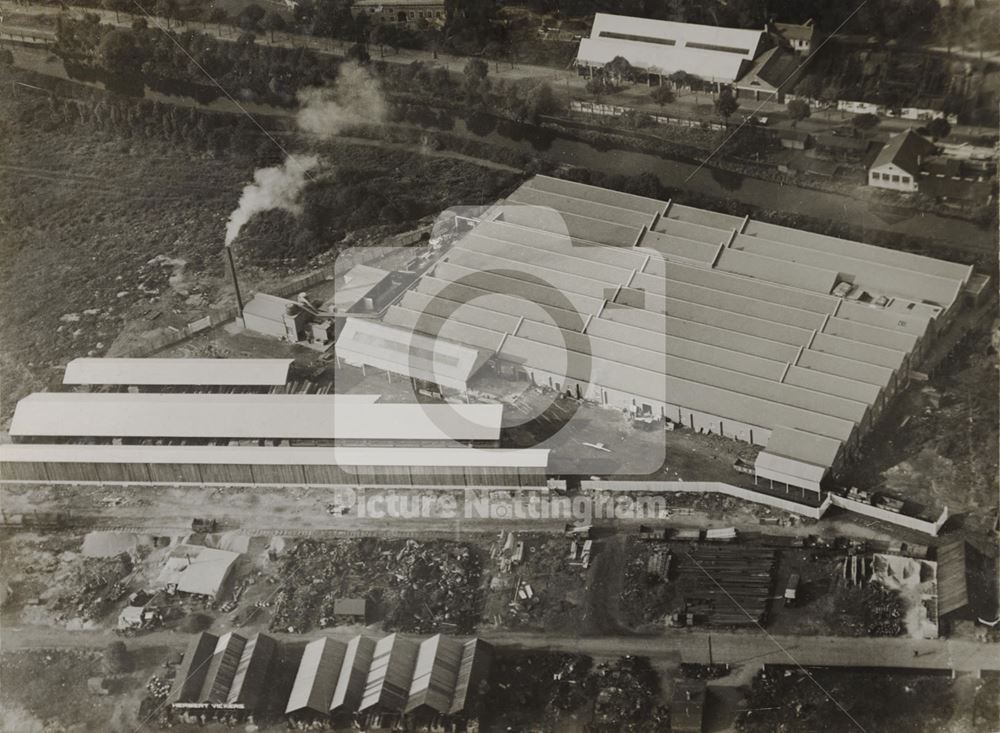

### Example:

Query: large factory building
xmin=347 ymin=175 xmax=981 ymax=499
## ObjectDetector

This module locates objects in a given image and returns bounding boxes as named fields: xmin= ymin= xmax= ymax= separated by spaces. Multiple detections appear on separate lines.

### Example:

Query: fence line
xmin=581 ymin=480 xmax=948 ymax=536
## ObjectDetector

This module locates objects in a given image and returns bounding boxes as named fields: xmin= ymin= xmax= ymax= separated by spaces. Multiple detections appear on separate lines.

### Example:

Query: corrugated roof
xmin=936 ymin=541 xmax=968 ymax=615
xmin=360 ymin=634 xmax=420 ymax=712
xmin=331 ymin=636 xmax=377 ymax=711
xmin=505 ymin=187 xmax=656 ymax=229
xmin=201 ymin=632 xmax=247 ymax=704
xmin=0 ymin=443 xmax=551 ymax=469
xmin=755 ymin=451 xmax=827 ymax=489
xmin=243 ymin=292 xmax=296 ymax=321
xmin=227 ymin=633 xmax=277 ymax=709
xmin=63 ymin=358 xmax=293 ymax=387
xmin=168 ymin=633 xmax=218 ymax=704
xmin=9 ymin=393 xmax=502 ymax=442
xmin=406 ymin=635 xmax=464 ymax=714
xmin=336 ymin=318 xmax=489 ymax=391
xmin=156 ymin=545 xmax=239 ymax=598
xmin=524 ymin=175 xmax=667 ymax=215
xmin=577 ymin=14 xmax=764 ymax=82
xmin=374 ymin=175 xmax=970 ymax=489
xmin=450 ymin=639 xmax=493 ymax=714
xmin=286 ymin=638 xmax=347 ymax=715
xmin=333 ymin=264 xmax=391 ymax=312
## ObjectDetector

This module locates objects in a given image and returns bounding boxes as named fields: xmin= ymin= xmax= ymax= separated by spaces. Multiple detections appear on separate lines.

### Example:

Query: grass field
xmin=0 ymin=76 xmax=522 ymax=419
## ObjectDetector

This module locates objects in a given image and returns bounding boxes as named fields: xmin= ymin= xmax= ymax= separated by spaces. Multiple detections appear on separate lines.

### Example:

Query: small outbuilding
xmin=333 ymin=598 xmax=367 ymax=625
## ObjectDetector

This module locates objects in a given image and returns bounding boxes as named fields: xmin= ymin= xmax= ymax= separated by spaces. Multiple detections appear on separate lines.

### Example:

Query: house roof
xmin=577 ymin=13 xmax=764 ymax=82
xmin=8 ymin=392 xmax=502 ymax=442
xmin=774 ymin=21 xmax=815 ymax=42
xmin=63 ymin=358 xmax=293 ymax=387
xmin=737 ymin=46 xmax=800 ymax=91
xmin=870 ymin=129 xmax=937 ymax=177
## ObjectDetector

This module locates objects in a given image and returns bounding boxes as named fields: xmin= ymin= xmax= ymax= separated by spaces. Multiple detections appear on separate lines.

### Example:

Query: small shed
xmin=333 ymin=598 xmax=367 ymax=625
xmin=155 ymin=544 xmax=239 ymax=598
xmin=778 ymin=128 xmax=813 ymax=150
xmin=242 ymin=293 xmax=310 ymax=341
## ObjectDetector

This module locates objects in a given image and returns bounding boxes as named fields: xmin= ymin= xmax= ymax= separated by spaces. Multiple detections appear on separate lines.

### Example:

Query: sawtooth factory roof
xmin=381 ymin=174 xmax=972 ymax=489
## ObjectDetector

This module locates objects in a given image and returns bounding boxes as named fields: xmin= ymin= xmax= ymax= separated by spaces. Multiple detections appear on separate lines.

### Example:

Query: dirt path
xmin=4 ymin=623 xmax=998 ymax=674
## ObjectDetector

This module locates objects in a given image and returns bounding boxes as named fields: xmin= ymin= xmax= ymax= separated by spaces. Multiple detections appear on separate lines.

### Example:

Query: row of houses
xmin=167 ymin=631 xmax=492 ymax=726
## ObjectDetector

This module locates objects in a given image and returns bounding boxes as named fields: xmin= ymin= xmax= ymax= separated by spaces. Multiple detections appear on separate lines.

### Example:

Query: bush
xmin=103 ymin=641 xmax=131 ymax=674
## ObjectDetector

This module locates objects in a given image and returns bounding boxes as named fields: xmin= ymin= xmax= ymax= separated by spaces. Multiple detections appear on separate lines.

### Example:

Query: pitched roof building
xmin=869 ymin=129 xmax=938 ymax=192
xmin=576 ymin=13 xmax=766 ymax=84
xmin=285 ymin=634 xmax=493 ymax=722
xmin=168 ymin=632 xmax=277 ymax=712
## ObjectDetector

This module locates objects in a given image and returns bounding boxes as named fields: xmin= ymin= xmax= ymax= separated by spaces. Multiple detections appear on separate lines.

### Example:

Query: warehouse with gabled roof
xmin=576 ymin=13 xmax=766 ymax=84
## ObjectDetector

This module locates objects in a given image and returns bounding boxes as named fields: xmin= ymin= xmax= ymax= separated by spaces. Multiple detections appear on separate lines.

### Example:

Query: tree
xmin=668 ymin=70 xmax=692 ymax=88
xmin=786 ymin=99 xmax=811 ymax=124
xmin=98 ymin=28 xmax=145 ymax=70
xmin=238 ymin=3 xmax=266 ymax=31
xmin=714 ymin=85 xmax=739 ymax=125
xmin=104 ymin=641 xmax=131 ymax=674
xmin=155 ymin=0 xmax=179 ymax=29
xmin=585 ymin=76 xmax=613 ymax=102
xmin=852 ymin=112 xmax=880 ymax=130
xmin=604 ymin=55 xmax=634 ymax=84
xmin=264 ymin=11 xmax=286 ymax=42
xmin=463 ymin=57 xmax=491 ymax=105
xmin=925 ymin=116 xmax=951 ymax=140
xmin=102 ymin=0 xmax=128 ymax=24
xmin=370 ymin=22 xmax=391 ymax=57
xmin=346 ymin=42 xmax=370 ymax=63
xmin=650 ymin=84 xmax=674 ymax=107
xmin=209 ymin=8 xmax=228 ymax=33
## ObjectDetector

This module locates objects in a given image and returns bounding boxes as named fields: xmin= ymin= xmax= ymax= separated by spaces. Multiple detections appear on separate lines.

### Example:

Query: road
xmin=3 ymin=622 xmax=996 ymax=674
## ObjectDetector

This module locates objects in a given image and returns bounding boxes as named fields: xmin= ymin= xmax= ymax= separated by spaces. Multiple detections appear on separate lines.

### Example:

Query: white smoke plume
xmin=296 ymin=62 xmax=388 ymax=137
xmin=225 ymin=153 xmax=319 ymax=246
